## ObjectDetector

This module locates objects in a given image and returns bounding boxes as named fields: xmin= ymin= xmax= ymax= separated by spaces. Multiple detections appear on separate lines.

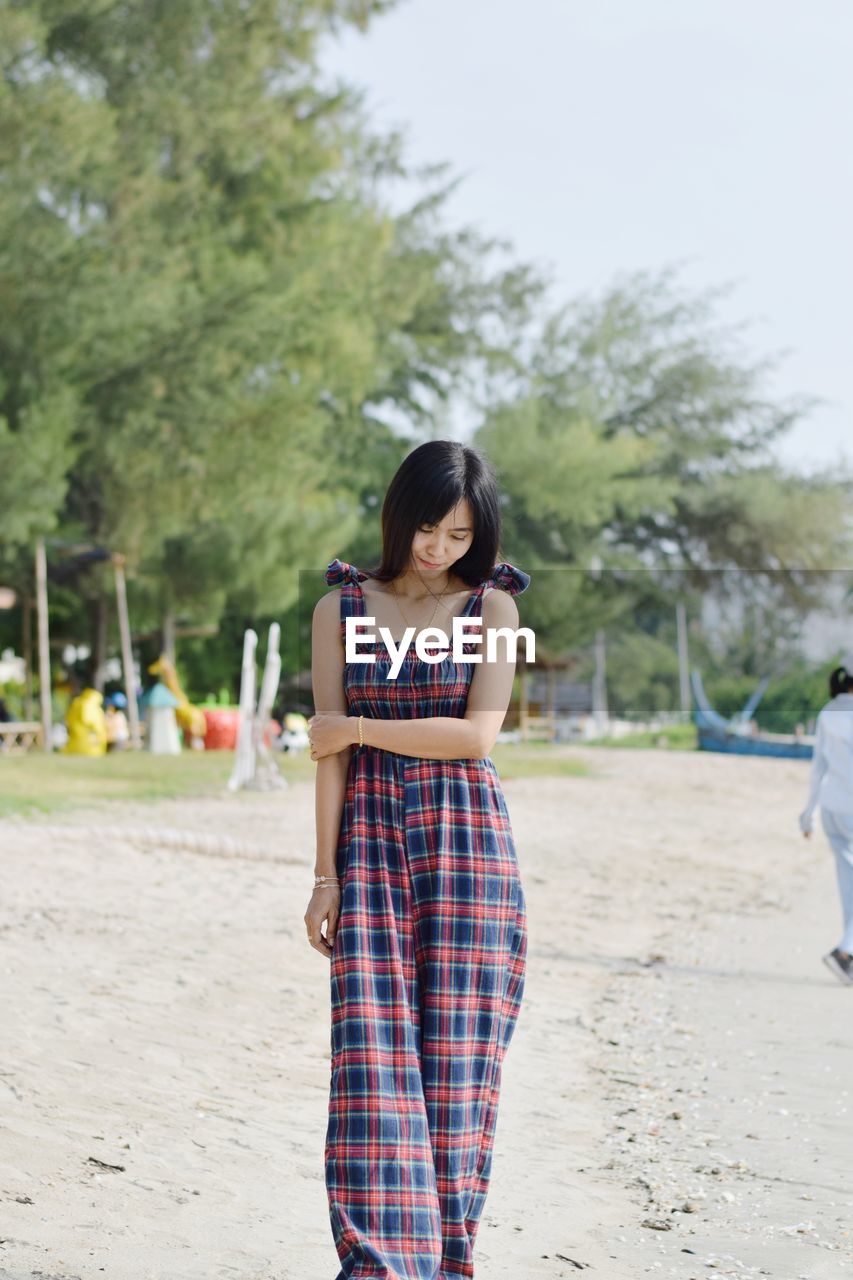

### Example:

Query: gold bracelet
xmin=358 ymin=714 xmax=364 ymax=748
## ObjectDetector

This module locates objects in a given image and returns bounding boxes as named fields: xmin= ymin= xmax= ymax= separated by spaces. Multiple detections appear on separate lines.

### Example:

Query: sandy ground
xmin=1 ymin=748 xmax=851 ymax=1280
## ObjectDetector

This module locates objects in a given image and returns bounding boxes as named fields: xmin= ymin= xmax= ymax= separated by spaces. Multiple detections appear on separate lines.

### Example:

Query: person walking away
xmin=800 ymin=663 xmax=853 ymax=984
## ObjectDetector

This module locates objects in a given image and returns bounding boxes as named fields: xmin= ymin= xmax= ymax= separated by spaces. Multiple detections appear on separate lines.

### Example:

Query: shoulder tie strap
xmin=484 ymin=562 xmax=531 ymax=596
xmin=324 ymin=558 xmax=364 ymax=587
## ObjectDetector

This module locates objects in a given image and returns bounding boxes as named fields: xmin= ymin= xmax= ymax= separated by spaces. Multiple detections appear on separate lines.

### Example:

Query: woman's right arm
xmin=304 ymin=589 xmax=351 ymax=958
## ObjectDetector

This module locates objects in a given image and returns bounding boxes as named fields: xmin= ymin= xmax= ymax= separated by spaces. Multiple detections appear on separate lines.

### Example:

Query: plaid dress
xmin=322 ymin=558 xmax=530 ymax=1280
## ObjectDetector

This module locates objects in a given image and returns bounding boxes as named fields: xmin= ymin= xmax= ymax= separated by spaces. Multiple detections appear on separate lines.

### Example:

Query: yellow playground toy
xmin=147 ymin=654 xmax=207 ymax=746
xmin=63 ymin=687 xmax=108 ymax=756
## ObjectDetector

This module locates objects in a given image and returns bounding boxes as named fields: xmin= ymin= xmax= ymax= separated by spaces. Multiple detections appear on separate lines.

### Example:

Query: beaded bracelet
xmin=358 ymin=714 xmax=364 ymax=747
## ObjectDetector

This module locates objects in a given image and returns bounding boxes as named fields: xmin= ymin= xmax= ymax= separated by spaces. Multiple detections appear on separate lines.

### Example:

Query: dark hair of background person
xmin=367 ymin=441 xmax=503 ymax=588
xmin=829 ymin=665 xmax=853 ymax=698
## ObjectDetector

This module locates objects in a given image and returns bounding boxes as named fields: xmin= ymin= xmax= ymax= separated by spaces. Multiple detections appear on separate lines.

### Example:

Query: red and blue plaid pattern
xmin=322 ymin=559 xmax=530 ymax=1280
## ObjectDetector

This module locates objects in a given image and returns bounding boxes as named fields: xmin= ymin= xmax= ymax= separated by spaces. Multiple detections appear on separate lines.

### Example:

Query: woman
xmin=800 ymin=662 xmax=853 ymax=985
xmin=305 ymin=439 xmax=530 ymax=1280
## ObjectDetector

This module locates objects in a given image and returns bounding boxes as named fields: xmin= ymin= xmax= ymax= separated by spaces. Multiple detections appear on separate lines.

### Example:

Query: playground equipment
xmin=26 ymin=542 xmax=141 ymax=752
xmin=63 ymin=687 xmax=108 ymax=756
xmin=143 ymin=682 xmax=182 ymax=755
xmin=228 ymin=624 xmax=284 ymax=792
xmin=278 ymin=711 xmax=310 ymax=753
xmin=104 ymin=692 xmax=130 ymax=750
xmin=691 ymin=670 xmax=814 ymax=759
xmin=147 ymin=654 xmax=207 ymax=746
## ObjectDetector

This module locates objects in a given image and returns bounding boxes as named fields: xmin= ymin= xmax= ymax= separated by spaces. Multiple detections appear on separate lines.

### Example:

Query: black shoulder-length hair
xmin=829 ymin=665 xmax=853 ymax=698
xmin=365 ymin=440 xmax=502 ymax=588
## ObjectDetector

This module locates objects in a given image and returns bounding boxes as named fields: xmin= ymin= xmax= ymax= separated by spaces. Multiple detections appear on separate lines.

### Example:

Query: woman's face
xmin=409 ymin=499 xmax=475 ymax=577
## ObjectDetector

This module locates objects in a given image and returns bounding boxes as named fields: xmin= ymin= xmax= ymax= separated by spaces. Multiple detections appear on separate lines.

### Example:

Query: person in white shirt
xmin=800 ymin=664 xmax=853 ymax=984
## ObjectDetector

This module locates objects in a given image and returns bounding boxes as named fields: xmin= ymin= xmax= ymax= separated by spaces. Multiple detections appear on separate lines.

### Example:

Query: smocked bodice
xmin=323 ymin=558 xmax=530 ymax=721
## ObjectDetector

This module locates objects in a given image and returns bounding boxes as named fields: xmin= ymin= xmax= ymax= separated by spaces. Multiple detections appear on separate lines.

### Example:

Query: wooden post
xmin=93 ymin=593 xmax=108 ymax=693
xmin=113 ymin=556 xmax=141 ymax=748
xmin=22 ymin=593 xmax=34 ymax=721
xmin=162 ymin=611 xmax=176 ymax=664
xmin=547 ymin=664 xmax=557 ymax=741
xmin=519 ymin=662 xmax=529 ymax=742
xmin=35 ymin=540 xmax=52 ymax=753
xmin=676 ymin=600 xmax=690 ymax=720
xmin=589 ymin=555 xmax=608 ymax=737
xmin=592 ymin=629 xmax=608 ymax=736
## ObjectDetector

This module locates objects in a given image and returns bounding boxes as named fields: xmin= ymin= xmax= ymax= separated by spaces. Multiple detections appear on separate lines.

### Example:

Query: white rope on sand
xmin=1 ymin=823 xmax=304 ymax=865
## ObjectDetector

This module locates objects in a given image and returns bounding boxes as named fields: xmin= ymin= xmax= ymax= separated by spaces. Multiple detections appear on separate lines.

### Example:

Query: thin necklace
xmin=390 ymin=575 xmax=450 ymax=631
xmin=412 ymin=565 xmax=450 ymax=604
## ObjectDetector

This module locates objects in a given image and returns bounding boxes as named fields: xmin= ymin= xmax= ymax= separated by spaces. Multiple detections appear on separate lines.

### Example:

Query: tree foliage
xmin=1 ymin=6 xmax=850 ymax=704
xmin=478 ymin=270 xmax=853 ymax=657
xmin=0 ymin=0 xmax=538 ymax=660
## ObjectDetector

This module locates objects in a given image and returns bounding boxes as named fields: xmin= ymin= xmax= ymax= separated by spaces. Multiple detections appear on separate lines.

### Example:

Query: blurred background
xmin=0 ymin=0 xmax=851 ymax=802
xmin=3 ymin=10 xmax=853 ymax=1276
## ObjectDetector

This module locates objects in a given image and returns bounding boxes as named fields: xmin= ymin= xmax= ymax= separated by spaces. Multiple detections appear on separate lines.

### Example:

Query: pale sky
xmin=321 ymin=0 xmax=852 ymax=472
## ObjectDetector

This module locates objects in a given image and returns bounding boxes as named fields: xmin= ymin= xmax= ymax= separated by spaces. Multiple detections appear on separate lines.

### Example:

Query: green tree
xmin=478 ymin=269 xmax=853 ymax=659
xmin=0 ymin=9 xmax=114 ymax=547
xmin=1 ymin=0 xmax=538 ymax=670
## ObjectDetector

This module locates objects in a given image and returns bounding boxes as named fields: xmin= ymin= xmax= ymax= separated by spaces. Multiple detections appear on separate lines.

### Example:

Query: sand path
xmin=0 ymin=749 xmax=850 ymax=1279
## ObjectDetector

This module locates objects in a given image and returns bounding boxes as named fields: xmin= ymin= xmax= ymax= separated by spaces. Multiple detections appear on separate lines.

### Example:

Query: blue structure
xmin=691 ymin=670 xmax=813 ymax=759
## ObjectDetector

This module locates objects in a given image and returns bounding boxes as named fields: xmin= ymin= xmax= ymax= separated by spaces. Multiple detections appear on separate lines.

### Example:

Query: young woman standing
xmin=305 ymin=440 xmax=531 ymax=1279
xmin=800 ymin=663 xmax=853 ymax=985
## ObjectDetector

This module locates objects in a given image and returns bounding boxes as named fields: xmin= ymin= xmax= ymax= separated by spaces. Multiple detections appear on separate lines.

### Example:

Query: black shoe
xmin=822 ymin=949 xmax=853 ymax=984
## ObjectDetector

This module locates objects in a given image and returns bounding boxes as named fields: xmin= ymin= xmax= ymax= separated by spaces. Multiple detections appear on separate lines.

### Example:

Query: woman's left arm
xmin=309 ymin=590 xmax=522 ymax=761
xmin=800 ymin=711 xmax=827 ymax=835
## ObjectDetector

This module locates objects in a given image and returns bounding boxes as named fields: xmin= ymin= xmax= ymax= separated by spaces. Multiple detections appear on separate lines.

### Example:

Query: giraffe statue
xmin=147 ymin=654 xmax=208 ymax=746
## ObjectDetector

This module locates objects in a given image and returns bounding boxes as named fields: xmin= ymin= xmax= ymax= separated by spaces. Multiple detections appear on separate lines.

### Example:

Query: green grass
xmin=0 ymin=740 xmax=588 ymax=819
xmin=0 ymin=750 xmax=260 ymax=819
xmin=489 ymin=741 xmax=590 ymax=779
xmin=586 ymin=722 xmax=697 ymax=751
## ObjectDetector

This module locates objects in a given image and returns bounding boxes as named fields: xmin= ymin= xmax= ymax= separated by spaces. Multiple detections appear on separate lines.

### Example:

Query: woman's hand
xmin=304 ymin=886 xmax=341 ymax=958
xmin=308 ymin=714 xmax=354 ymax=760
